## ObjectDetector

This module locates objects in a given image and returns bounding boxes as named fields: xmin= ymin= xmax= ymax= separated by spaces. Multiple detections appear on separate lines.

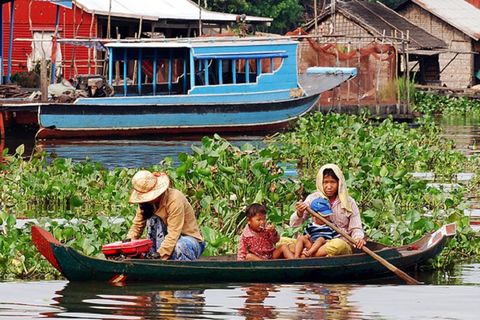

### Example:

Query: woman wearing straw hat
xmin=126 ymin=170 xmax=205 ymax=260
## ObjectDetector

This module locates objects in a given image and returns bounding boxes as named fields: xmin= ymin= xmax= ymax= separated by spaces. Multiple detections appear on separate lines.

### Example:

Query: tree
xmin=207 ymin=0 xmax=407 ymax=35
xmin=207 ymin=0 xmax=304 ymax=34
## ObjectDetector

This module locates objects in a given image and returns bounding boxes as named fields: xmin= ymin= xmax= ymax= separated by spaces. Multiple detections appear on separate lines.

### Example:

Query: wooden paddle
xmin=305 ymin=206 xmax=420 ymax=285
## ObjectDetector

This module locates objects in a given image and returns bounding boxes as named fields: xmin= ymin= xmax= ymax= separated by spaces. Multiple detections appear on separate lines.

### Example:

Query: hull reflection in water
xmin=46 ymin=282 xmax=362 ymax=319
xmin=2 ymin=274 xmax=480 ymax=319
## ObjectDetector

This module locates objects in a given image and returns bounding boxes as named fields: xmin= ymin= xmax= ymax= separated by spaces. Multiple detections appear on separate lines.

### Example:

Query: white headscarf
xmin=316 ymin=163 xmax=353 ymax=216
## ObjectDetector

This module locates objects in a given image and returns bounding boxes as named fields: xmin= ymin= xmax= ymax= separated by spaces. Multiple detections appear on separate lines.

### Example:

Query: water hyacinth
xmin=0 ymin=113 xmax=479 ymax=280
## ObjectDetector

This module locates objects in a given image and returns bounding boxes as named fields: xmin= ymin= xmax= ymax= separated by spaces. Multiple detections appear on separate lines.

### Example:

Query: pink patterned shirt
xmin=237 ymin=225 xmax=280 ymax=260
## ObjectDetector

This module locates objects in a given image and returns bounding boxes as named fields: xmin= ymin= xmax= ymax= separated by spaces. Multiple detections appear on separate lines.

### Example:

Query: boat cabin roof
xmin=104 ymin=37 xmax=296 ymax=50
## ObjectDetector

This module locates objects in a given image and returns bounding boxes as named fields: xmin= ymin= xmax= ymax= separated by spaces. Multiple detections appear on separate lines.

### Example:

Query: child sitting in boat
xmin=293 ymin=198 xmax=346 ymax=258
xmin=237 ymin=203 xmax=294 ymax=260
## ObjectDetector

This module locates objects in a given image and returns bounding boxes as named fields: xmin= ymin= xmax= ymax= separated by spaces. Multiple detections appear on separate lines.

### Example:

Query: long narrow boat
xmin=34 ymin=37 xmax=357 ymax=139
xmin=32 ymin=223 xmax=455 ymax=283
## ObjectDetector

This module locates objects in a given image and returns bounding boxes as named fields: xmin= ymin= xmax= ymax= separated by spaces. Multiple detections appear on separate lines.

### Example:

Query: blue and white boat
xmin=36 ymin=37 xmax=357 ymax=139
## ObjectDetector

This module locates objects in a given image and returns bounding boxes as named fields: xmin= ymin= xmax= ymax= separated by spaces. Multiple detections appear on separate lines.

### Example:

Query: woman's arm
xmin=126 ymin=206 xmax=147 ymax=239
xmin=289 ymin=193 xmax=319 ymax=227
xmin=348 ymin=198 xmax=366 ymax=247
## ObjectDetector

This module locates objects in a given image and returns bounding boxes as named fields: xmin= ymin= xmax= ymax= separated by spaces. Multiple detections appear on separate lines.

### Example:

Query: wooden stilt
xmin=0 ymin=111 xmax=5 ymax=139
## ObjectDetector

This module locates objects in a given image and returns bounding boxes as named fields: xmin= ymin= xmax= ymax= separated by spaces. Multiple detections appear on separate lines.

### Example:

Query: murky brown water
xmin=1 ymin=264 xmax=480 ymax=320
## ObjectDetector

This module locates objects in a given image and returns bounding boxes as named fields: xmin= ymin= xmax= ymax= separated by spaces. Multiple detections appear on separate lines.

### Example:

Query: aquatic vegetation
xmin=413 ymin=91 xmax=480 ymax=116
xmin=0 ymin=114 xmax=479 ymax=280
xmin=267 ymin=112 xmax=479 ymax=261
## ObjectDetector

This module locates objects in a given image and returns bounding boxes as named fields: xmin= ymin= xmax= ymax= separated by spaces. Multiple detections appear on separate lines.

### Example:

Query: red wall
xmin=465 ymin=0 xmax=480 ymax=9
xmin=2 ymin=0 xmax=98 ymax=80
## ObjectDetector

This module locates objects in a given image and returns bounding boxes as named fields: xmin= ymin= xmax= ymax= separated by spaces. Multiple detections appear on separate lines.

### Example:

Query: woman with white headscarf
xmin=290 ymin=164 xmax=366 ymax=255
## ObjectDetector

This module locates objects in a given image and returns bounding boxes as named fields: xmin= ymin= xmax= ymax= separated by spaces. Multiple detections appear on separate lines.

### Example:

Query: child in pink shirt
xmin=237 ymin=203 xmax=293 ymax=260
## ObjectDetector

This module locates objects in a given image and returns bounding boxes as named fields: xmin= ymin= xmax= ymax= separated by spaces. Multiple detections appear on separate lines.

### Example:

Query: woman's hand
xmin=295 ymin=200 xmax=307 ymax=217
xmin=354 ymin=237 xmax=366 ymax=249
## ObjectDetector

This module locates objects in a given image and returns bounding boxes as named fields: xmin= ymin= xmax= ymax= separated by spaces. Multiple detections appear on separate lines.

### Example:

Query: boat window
xmin=192 ymin=51 xmax=286 ymax=86
xmin=193 ymin=59 xmax=218 ymax=86
xmin=261 ymin=57 xmax=282 ymax=74
xmin=235 ymin=59 xmax=258 ymax=84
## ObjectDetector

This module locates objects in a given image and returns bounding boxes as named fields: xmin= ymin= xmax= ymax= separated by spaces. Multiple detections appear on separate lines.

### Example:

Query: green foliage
xmin=159 ymin=134 xmax=297 ymax=244
xmin=207 ymin=0 xmax=303 ymax=34
xmin=1 ymin=113 xmax=479 ymax=279
xmin=413 ymin=91 xmax=480 ymax=116
xmin=11 ymin=70 xmax=38 ymax=88
xmin=267 ymin=112 xmax=480 ymax=259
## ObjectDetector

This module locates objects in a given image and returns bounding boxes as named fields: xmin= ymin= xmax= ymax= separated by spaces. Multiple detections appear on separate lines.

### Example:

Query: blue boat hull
xmin=37 ymin=93 xmax=320 ymax=139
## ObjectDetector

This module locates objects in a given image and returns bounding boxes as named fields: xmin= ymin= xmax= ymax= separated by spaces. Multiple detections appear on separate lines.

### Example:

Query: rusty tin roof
xmin=399 ymin=0 xmax=480 ymax=41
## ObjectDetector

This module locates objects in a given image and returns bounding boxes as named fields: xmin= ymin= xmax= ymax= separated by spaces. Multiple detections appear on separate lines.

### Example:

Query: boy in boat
xmin=293 ymin=198 xmax=343 ymax=258
xmin=237 ymin=203 xmax=294 ymax=260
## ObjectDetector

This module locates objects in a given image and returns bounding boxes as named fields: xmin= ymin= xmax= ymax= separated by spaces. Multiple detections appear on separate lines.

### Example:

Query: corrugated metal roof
xmin=410 ymin=0 xmax=480 ymax=41
xmin=75 ymin=0 xmax=272 ymax=23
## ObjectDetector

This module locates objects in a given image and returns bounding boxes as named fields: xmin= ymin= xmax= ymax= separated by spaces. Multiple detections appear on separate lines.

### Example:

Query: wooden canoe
xmin=32 ymin=224 xmax=456 ymax=283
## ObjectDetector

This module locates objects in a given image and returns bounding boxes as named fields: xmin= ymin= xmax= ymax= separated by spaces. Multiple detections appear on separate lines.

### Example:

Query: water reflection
xmin=238 ymin=284 xmax=277 ymax=319
xmin=45 ymin=282 xmax=366 ymax=320
xmin=2 ymin=272 xmax=480 ymax=320
xmin=437 ymin=115 xmax=480 ymax=157
xmin=46 ymin=282 xmax=209 ymax=319
xmin=34 ymin=135 xmax=266 ymax=169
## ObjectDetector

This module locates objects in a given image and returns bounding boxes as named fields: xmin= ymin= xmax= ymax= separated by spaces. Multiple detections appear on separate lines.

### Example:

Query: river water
xmin=1 ymin=116 xmax=479 ymax=319
xmin=1 ymin=264 xmax=480 ymax=320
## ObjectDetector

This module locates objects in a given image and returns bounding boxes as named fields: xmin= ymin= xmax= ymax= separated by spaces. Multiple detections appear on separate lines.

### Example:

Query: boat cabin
xmin=105 ymin=38 xmax=299 ymax=97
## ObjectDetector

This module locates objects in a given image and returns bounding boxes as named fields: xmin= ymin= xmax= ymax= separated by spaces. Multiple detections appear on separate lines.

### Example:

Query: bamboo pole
xmin=107 ymin=0 xmax=112 ymax=39
xmin=357 ymin=39 xmax=360 ymax=108
xmin=395 ymin=29 xmax=400 ymax=108
xmin=88 ymin=11 xmax=94 ymax=74
xmin=406 ymin=30 xmax=410 ymax=112
xmin=40 ymin=59 xmax=48 ymax=101
xmin=115 ymin=27 xmax=120 ymax=85
xmin=375 ymin=30 xmax=386 ymax=112
xmin=132 ymin=18 xmax=143 ymax=85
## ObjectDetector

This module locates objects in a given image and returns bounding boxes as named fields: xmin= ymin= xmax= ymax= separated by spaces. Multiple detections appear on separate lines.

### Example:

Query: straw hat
xmin=129 ymin=170 xmax=170 ymax=204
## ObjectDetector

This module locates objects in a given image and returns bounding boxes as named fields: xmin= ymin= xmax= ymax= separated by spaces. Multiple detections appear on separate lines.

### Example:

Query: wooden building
xmin=300 ymin=0 xmax=446 ymax=105
xmin=396 ymin=0 xmax=480 ymax=88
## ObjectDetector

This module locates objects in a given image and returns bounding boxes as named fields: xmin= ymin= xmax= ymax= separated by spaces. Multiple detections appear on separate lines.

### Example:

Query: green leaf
xmin=178 ymin=153 xmax=188 ymax=163
xmin=254 ymin=190 xmax=263 ymax=203
xmin=372 ymin=157 xmax=382 ymax=167
xmin=445 ymin=198 xmax=455 ymax=208
xmin=15 ymin=144 xmax=25 ymax=156
xmin=191 ymin=145 xmax=204 ymax=155
xmin=69 ymin=196 xmax=84 ymax=207
xmin=380 ymin=166 xmax=389 ymax=177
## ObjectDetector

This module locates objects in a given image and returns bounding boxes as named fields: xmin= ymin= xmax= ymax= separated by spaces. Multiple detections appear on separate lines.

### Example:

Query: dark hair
xmin=139 ymin=202 xmax=154 ymax=220
xmin=323 ymin=168 xmax=339 ymax=181
xmin=245 ymin=203 xmax=267 ymax=219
